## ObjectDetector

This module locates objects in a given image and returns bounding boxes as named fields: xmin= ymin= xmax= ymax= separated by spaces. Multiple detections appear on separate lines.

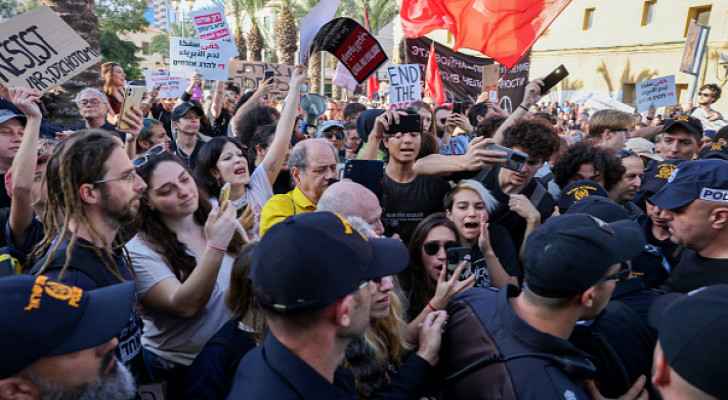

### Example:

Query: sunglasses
xmin=699 ymin=92 xmax=714 ymax=97
xmin=423 ymin=240 xmax=459 ymax=256
xmin=133 ymin=144 xmax=166 ymax=168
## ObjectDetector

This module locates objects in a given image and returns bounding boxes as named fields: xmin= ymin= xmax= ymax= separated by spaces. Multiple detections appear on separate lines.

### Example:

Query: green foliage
xmin=0 ymin=0 xmax=19 ymax=19
xmin=149 ymin=33 xmax=170 ymax=57
xmin=96 ymin=0 xmax=149 ymax=34
xmin=100 ymin=30 xmax=143 ymax=79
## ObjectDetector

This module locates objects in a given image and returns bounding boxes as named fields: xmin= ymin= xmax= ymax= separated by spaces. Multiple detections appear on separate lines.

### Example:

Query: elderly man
xmin=259 ymin=138 xmax=339 ymax=236
xmin=0 ymin=275 xmax=137 ymax=400
xmin=317 ymin=181 xmax=384 ymax=236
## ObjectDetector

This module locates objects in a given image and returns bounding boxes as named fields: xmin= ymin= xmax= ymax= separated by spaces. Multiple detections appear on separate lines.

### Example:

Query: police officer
xmin=650 ymin=159 xmax=728 ymax=292
xmin=225 ymin=212 xmax=412 ymax=399
xmin=649 ymin=285 xmax=728 ymax=400
xmin=439 ymin=214 xmax=647 ymax=399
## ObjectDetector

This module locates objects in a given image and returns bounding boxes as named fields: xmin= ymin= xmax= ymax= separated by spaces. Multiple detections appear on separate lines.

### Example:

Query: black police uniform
xmin=447 ymin=286 xmax=593 ymax=399
xmin=226 ymin=333 xmax=356 ymax=399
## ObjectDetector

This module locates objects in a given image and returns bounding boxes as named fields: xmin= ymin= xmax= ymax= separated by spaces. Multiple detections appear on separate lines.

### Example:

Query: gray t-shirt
xmin=210 ymin=164 xmax=273 ymax=241
xmin=127 ymin=235 xmax=234 ymax=366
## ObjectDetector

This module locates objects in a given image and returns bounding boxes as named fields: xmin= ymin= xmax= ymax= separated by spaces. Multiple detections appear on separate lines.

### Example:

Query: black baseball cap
xmin=565 ymin=196 xmax=631 ymax=223
xmin=662 ymin=115 xmax=703 ymax=140
xmin=640 ymin=159 xmax=684 ymax=195
xmin=0 ymin=275 xmax=135 ymax=378
xmin=172 ymin=101 xmax=204 ymax=121
xmin=252 ymin=212 xmax=409 ymax=312
xmin=558 ymin=179 xmax=609 ymax=212
xmin=650 ymin=159 xmax=728 ymax=210
xmin=523 ymin=214 xmax=646 ymax=298
xmin=648 ymin=285 xmax=728 ymax=399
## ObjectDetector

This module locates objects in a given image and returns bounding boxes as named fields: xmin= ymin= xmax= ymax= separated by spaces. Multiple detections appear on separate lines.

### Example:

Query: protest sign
xmin=0 ymin=6 xmax=101 ymax=92
xmin=582 ymin=93 xmax=635 ymax=114
xmin=404 ymin=37 xmax=491 ymax=103
xmin=498 ymin=52 xmax=530 ymax=114
xmin=681 ymin=21 xmax=710 ymax=76
xmin=143 ymin=70 xmax=188 ymax=99
xmin=310 ymin=18 xmax=388 ymax=84
xmin=189 ymin=6 xmax=237 ymax=57
xmin=169 ymin=37 xmax=230 ymax=81
xmin=387 ymin=64 xmax=421 ymax=107
xmin=636 ymin=75 xmax=677 ymax=112
xmin=299 ymin=0 xmax=342 ymax=64
xmin=228 ymin=60 xmax=294 ymax=98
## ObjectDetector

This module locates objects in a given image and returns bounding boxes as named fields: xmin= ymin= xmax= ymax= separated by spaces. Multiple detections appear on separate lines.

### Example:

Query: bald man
xmin=317 ymin=181 xmax=385 ymax=236
xmin=259 ymin=139 xmax=339 ymax=236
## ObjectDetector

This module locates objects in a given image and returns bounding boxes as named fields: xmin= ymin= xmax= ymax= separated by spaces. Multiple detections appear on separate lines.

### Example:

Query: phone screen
xmin=446 ymin=247 xmax=472 ymax=280
xmin=343 ymin=160 xmax=385 ymax=201
xmin=387 ymin=114 xmax=422 ymax=134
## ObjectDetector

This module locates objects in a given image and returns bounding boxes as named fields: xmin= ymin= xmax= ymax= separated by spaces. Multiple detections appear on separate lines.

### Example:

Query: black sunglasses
xmin=423 ymin=240 xmax=459 ymax=256
xmin=133 ymin=144 xmax=166 ymax=169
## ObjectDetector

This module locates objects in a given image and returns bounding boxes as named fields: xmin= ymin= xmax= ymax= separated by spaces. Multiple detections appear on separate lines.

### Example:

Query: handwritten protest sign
xmin=143 ymin=70 xmax=188 ymax=99
xmin=228 ymin=60 xmax=294 ymax=99
xmin=387 ymin=64 xmax=421 ymax=107
xmin=636 ymin=75 xmax=677 ymax=112
xmin=170 ymin=37 xmax=230 ymax=81
xmin=0 ymin=6 xmax=101 ymax=92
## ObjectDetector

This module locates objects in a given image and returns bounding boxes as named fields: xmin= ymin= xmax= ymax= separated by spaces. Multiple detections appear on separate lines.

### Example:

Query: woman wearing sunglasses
xmin=445 ymin=180 xmax=520 ymax=289
xmin=398 ymin=213 xmax=474 ymax=342
xmin=126 ymin=151 xmax=244 ymax=397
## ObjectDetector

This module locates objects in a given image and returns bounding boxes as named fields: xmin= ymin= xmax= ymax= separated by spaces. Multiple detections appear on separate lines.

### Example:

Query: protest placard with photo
xmin=310 ymin=17 xmax=388 ymax=84
xmin=0 ymin=6 xmax=101 ymax=92
xmin=387 ymin=64 xmax=422 ymax=108
xmin=143 ymin=69 xmax=189 ymax=99
xmin=169 ymin=37 xmax=231 ymax=81
xmin=636 ymin=75 xmax=677 ymax=112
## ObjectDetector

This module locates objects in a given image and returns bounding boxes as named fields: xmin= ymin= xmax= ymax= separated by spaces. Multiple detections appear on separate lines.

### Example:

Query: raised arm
xmin=492 ymin=78 xmax=544 ymax=144
xmin=229 ymin=78 xmax=275 ymax=138
xmin=413 ymin=137 xmax=506 ymax=176
xmin=8 ymin=87 xmax=42 ymax=247
xmin=261 ymin=65 xmax=308 ymax=184
xmin=210 ymin=81 xmax=225 ymax=120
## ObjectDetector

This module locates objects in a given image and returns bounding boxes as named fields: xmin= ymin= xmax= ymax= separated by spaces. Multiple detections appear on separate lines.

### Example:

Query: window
xmin=583 ymin=8 xmax=595 ymax=31
xmin=685 ymin=5 xmax=711 ymax=36
xmin=641 ymin=0 xmax=656 ymax=26
xmin=623 ymin=83 xmax=636 ymax=105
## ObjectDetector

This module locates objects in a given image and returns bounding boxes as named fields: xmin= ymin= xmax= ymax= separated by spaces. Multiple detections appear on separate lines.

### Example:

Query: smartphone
xmin=453 ymin=101 xmax=464 ymax=115
xmin=264 ymin=70 xmax=275 ymax=81
xmin=343 ymin=160 xmax=385 ymax=201
xmin=446 ymin=246 xmax=472 ymax=280
xmin=540 ymin=64 xmax=569 ymax=95
xmin=485 ymin=144 xmax=529 ymax=172
xmin=118 ymin=85 xmax=146 ymax=130
xmin=219 ymin=182 xmax=231 ymax=205
xmin=386 ymin=114 xmax=422 ymax=134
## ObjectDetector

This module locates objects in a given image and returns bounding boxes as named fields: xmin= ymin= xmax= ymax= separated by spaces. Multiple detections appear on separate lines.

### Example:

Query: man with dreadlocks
xmin=30 ymin=129 xmax=149 ymax=383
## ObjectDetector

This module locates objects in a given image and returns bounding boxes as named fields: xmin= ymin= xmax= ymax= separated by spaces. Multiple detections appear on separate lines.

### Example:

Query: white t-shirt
xmin=691 ymin=107 xmax=727 ymax=131
xmin=209 ymin=164 xmax=273 ymax=241
xmin=127 ymin=235 xmax=234 ymax=366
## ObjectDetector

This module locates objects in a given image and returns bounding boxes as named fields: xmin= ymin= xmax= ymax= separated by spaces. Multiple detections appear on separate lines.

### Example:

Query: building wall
xmin=530 ymin=0 xmax=728 ymax=109
xmin=120 ymin=28 xmax=166 ymax=72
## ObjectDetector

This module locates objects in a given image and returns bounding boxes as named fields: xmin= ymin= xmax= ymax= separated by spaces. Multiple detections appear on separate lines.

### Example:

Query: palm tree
xmin=271 ymin=0 xmax=297 ymax=65
xmin=42 ymin=0 xmax=101 ymax=123
xmin=229 ymin=0 xmax=247 ymax=59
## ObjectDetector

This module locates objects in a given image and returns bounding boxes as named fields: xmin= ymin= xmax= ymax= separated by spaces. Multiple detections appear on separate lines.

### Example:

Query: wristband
xmin=518 ymin=104 xmax=529 ymax=112
xmin=207 ymin=243 xmax=227 ymax=253
xmin=426 ymin=302 xmax=439 ymax=312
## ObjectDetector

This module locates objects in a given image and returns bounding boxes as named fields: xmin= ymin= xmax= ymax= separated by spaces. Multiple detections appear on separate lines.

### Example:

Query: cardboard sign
xmin=636 ymin=75 xmax=677 ymax=112
xmin=387 ymin=64 xmax=421 ymax=107
xmin=169 ymin=37 xmax=230 ymax=81
xmin=498 ymin=52 xmax=530 ymax=114
xmin=310 ymin=17 xmax=388 ymax=84
xmin=0 ymin=6 xmax=101 ymax=92
xmin=404 ymin=37 xmax=491 ymax=103
xmin=143 ymin=69 xmax=188 ymax=99
xmin=228 ymin=60 xmax=294 ymax=98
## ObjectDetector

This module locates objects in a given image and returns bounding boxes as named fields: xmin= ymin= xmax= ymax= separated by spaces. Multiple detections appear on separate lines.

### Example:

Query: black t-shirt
xmin=477 ymin=166 xmax=555 ymax=248
xmin=210 ymin=109 xmax=232 ymax=138
xmin=470 ymin=223 xmax=521 ymax=288
xmin=663 ymin=249 xmax=728 ymax=293
xmin=0 ymin=208 xmax=44 ymax=265
xmin=0 ymin=175 xmax=9 ymax=209
xmin=382 ymin=174 xmax=451 ymax=244
xmin=30 ymin=237 xmax=146 ymax=380
xmin=151 ymin=103 xmax=173 ymax=140
xmin=176 ymin=138 xmax=205 ymax=171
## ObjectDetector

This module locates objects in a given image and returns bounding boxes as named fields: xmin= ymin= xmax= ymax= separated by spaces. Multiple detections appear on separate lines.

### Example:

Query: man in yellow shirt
xmin=259 ymin=138 xmax=339 ymax=236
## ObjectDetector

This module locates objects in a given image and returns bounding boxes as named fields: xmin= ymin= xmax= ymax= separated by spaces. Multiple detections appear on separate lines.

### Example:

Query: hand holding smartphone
xmin=118 ymin=86 xmax=146 ymax=130
xmin=539 ymin=65 xmax=569 ymax=95
xmin=446 ymin=247 xmax=472 ymax=280
xmin=219 ymin=182 xmax=231 ymax=206
xmin=485 ymin=144 xmax=529 ymax=172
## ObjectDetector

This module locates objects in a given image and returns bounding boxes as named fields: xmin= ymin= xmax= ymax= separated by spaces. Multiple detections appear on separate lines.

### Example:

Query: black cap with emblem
xmin=523 ymin=214 xmax=646 ymax=297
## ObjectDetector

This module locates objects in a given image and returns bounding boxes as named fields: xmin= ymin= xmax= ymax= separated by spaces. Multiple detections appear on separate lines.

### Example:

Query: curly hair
xmin=552 ymin=142 xmax=625 ymax=191
xmin=233 ymin=105 xmax=279 ymax=148
xmin=475 ymin=115 xmax=506 ymax=138
xmin=502 ymin=119 xmax=560 ymax=163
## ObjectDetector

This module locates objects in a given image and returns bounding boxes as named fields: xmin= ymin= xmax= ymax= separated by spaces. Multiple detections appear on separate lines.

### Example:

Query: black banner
xmin=497 ymin=52 xmax=530 ymax=114
xmin=404 ymin=37 xmax=492 ymax=103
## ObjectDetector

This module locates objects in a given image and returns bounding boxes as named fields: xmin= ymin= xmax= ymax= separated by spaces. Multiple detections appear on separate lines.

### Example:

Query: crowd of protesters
xmin=0 ymin=59 xmax=727 ymax=400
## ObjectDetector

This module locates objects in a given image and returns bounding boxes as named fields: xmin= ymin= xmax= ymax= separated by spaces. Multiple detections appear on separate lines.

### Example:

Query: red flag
xmin=367 ymin=75 xmax=380 ymax=100
xmin=425 ymin=43 xmax=445 ymax=105
xmin=401 ymin=0 xmax=572 ymax=68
